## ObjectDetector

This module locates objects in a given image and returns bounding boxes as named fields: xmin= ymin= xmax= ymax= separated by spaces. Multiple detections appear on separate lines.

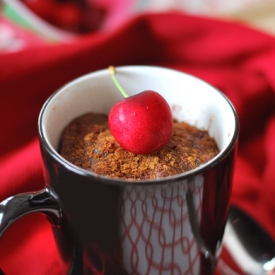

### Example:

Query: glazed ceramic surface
xmin=0 ymin=66 xmax=239 ymax=275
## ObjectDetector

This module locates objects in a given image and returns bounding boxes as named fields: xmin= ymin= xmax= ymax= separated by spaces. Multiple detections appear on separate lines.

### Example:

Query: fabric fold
xmin=1 ymin=11 xmax=275 ymax=274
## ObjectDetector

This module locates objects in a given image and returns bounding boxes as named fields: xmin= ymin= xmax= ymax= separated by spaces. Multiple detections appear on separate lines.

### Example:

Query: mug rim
xmin=38 ymin=65 xmax=239 ymax=186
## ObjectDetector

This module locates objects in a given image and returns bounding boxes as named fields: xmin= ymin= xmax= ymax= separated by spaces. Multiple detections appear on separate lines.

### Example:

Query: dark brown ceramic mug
xmin=0 ymin=66 xmax=239 ymax=275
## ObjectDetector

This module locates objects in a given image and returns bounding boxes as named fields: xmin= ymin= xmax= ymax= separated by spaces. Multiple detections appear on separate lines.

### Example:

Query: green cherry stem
xmin=109 ymin=66 xmax=129 ymax=98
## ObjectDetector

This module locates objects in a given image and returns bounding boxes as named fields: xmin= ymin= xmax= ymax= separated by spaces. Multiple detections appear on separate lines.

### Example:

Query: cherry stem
xmin=109 ymin=66 xmax=129 ymax=98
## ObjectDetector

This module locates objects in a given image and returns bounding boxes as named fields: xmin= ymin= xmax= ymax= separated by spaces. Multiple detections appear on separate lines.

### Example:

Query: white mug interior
xmin=41 ymin=66 xmax=237 ymax=177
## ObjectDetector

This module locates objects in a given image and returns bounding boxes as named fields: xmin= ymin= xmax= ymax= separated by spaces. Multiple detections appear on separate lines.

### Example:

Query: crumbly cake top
xmin=59 ymin=113 xmax=219 ymax=180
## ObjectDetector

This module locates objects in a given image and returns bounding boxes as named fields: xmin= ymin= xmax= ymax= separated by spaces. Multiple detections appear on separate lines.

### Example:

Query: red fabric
xmin=1 ymin=11 xmax=275 ymax=274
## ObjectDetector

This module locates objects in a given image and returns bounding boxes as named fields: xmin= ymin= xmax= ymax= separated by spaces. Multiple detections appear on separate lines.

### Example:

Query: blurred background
xmin=1 ymin=2 xmax=275 ymax=275
xmin=1 ymin=0 xmax=275 ymax=54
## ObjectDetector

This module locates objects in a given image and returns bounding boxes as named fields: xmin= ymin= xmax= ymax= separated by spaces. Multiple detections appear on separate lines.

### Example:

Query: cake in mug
xmin=59 ymin=113 xmax=219 ymax=180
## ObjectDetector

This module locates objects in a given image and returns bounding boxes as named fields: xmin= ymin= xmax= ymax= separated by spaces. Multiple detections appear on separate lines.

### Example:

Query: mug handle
xmin=0 ymin=186 xmax=63 ymax=238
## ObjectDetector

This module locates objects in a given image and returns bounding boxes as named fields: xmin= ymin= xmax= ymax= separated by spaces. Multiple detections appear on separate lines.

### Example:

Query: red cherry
xmin=108 ymin=90 xmax=173 ymax=155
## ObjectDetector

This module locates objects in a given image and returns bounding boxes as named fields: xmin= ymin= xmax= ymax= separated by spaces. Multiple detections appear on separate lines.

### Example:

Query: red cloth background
xmin=1 ymin=12 xmax=275 ymax=274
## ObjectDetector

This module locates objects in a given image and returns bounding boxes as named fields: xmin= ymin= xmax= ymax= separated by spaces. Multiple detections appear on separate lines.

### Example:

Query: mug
xmin=0 ymin=66 xmax=239 ymax=275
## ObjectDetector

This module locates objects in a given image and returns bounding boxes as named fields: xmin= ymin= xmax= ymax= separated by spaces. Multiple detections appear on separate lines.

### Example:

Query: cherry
xmin=108 ymin=66 xmax=173 ymax=155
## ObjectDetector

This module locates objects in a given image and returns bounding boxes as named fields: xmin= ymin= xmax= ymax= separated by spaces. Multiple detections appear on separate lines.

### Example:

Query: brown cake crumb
xmin=59 ymin=113 xmax=219 ymax=180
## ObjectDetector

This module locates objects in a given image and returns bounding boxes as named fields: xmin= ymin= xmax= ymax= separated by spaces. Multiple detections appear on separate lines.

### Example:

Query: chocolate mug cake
xmin=59 ymin=113 xmax=219 ymax=180
xmin=0 ymin=66 xmax=238 ymax=275
xmin=59 ymin=66 xmax=219 ymax=180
